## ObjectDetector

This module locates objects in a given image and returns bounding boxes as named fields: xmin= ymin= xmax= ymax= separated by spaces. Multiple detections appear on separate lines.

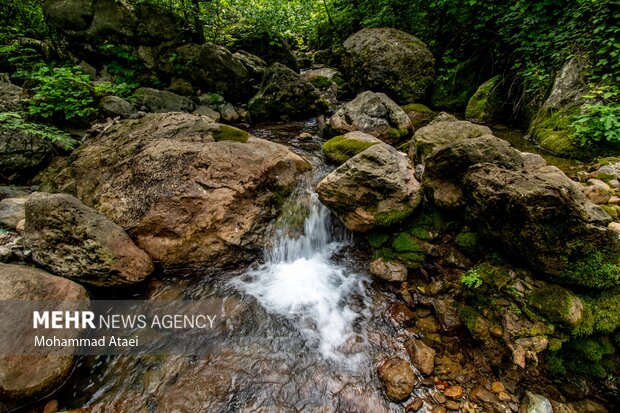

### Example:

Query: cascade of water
xmin=232 ymin=176 xmax=369 ymax=362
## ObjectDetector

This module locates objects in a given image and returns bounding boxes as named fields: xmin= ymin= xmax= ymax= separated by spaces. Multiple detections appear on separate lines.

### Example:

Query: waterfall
xmin=232 ymin=177 xmax=369 ymax=362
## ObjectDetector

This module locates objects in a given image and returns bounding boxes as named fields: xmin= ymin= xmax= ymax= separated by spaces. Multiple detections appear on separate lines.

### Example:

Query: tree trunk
xmin=191 ymin=0 xmax=205 ymax=43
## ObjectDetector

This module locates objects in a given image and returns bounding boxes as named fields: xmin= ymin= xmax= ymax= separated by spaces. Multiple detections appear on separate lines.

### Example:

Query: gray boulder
xmin=342 ymin=28 xmax=434 ymax=104
xmin=23 ymin=192 xmax=154 ymax=287
xmin=249 ymin=63 xmax=327 ymax=121
xmin=317 ymin=143 xmax=422 ymax=232
xmin=325 ymin=91 xmax=412 ymax=144
xmin=408 ymin=112 xmax=492 ymax=163
xmin=136 ymin=87 xmax=195 ymax=113
xmin=0 ymin=73 xmax=22 ymax=112
xmin=0 ymin=125 xmax=53 ymax=184
xmin=99 ymin=95 xmax=137 ymax=118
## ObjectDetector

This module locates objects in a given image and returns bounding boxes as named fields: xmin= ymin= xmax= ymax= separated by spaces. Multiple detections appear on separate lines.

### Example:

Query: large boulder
xmin=43 ymin=0 xmax=188 ymax=47
xmin=342 ymin=28 xmax=434 ymax=104
xmin=423 ymin=135 xmax=524 ymax=209
xmin=135 ymin=87 xmax=195 ymax=113
xmin=463 ymin=163 xmax=619 ymax=288
xmin=99 ymin=95 xmax=137 ymax=118
xmin=408 ymin=112 xmax=492 ymax=163
xmin=168 ymin=43 xmax=253 ymax=102
xmin=22 ymin=192 xmax=153 ymax=287
xmin=377 ymin=357 xmax=415 ymax=402
xmin=0 ymin=263 xmax=89 ymax=410
xmin=40 ymin=113 xmax=310 ymax=269
xmin=248 ymin=63 xmax=327 ymax=121
xmin=0 ymin=124 xmax=53 ymax=184
xmin=325 ymin=91 xmax=412 ymax=144
xmin=316 ymin=143 xmax=422 ymax=232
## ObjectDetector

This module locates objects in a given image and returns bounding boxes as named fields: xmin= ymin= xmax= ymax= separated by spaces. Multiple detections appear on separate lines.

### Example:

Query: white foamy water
xmin=233 ymin=186 xmax=369 ymax=362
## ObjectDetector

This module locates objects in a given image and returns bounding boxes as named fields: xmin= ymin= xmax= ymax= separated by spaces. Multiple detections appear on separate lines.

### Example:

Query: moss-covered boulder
xmin=408 ymin=112 xmax=492 ymax=164
xmin=342 ymin=28 xmax=434 ymax=104
xmin=316 ymin=143 xmax=422 ymax=232
xmin=322 ymin=131 xmax=382 ymax=164
xmin=465 ymin=75 xmax=502 ymax=124
xmin=401 ymin=103 xmax=436 ymax=130
xmin=527 ymin=285 xmax=584 ymax=328
xmin=463 ymin=163 xmax=619 ymax=288
xmin=301 ymin=66 xmax=348 ymax=101
xmin=325 ymin=91 xmax=412 ymax=144
xmin=248 ymin=63 xmax=328 ymax=121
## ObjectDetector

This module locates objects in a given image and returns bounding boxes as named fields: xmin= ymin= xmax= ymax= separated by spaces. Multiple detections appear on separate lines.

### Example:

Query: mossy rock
xmin=402 ymin=103 xmax=435 ymax=114
xmin=212 ymin=125 xmax=249 ymax=143
xmin=465 ymin=75 xmax=502 ymax=124
xmin=455 ymin=231 xmax=481 ymax=257
xmin=527 ymin=284 xmax=584 ymax=328
xmin=322 ymin=132 xmax=382 ymax=164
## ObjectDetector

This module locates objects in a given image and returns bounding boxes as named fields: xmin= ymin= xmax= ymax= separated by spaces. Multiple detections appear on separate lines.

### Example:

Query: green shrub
xmin=460 ymin=268 xmax=483 ymax=289
xmin=28 ymin=65 xmax=96 ymax=124
xmin=0 ymin=112 xmax=77 ymax=150
xmin=572 ymin=102 xmax=620 ymax=146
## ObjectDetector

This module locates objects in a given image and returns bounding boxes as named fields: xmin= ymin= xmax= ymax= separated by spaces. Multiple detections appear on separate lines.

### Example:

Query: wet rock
xmin=423 ymin=135 xmax=524 ymax=209
xmin=445 ymin=400 xmax=460 ymax=411
xmin=444 ymin=385 xmax=464 ymax=400
xmin=249 ymin=63 xmax=327 ymax=121
xmin=491 ymin=381 xmax=505 ymax=394
xmin=388 ymin=303 xmax=416 ymax=327
xmin=99 ymin=95 xmax=137 ymax=118
xmin=520 ymin=152 xmax=547 ymax=169
xmin=0 ymin=197 xmax=27 ymax=229
xmin=322 ymin=132 xmax=383 ymax=165
xmin=405 ymin=338 xmax=435 ymax=375
xmin=377 ymin=357 xmax=415 ymax=402
xmin=511 ymin=336 xmax=548 ymax=369
xmin=432 ymin=297 xmax=462 ymax=333
xmin=470 ymin=385 xmax=511 ymax=413
xmin=408 ymin=112 xmax=492 ymax=163
xmin=431 ymin=406 xmax=447 ymax=413
xmin=406 ymin=398 xmax=424 ymax=412
xmin=527 ymin=284 xmax=584 ymax=328
xmin=325 ymin=91 xmax=412 ymax=144
xmin=22 ymin=192 xmax=153 ymax=287
xmin=518 ymin=392 xmax=552 ymax=413
xmin=0 ymin=263 xmax=89 ymax=409
xmin=40 ymin=113 xmax=310 ymax=269
xmin=0 ymin=124 xmax=53 ymax=184
xmin=316 ymin=144 xmax=422 ymax=232
xmin=342 ymin=28 xmax=434 ymax=103
xmin=136 ymin=87 xmax=196 ymax=113
xmin=369 ymin=257 xmax=408 ymax=282
xmin=464 ymin=164 xmax=618 ymax=287
xmin=571 ymin=399 xmax=608 ymax=413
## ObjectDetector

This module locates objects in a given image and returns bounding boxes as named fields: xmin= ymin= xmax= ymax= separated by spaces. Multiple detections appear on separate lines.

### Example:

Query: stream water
xmin=32 ymin=121 xmax=579 ymax=413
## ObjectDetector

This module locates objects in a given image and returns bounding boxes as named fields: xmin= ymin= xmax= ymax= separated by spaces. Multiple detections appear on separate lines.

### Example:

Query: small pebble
xmin=491 ymin=381 xmax=505 ymax=394
xmin=444 ymin=385 xmax=464 ymax=399
xmin=445 ymin=400 xmax=460 ymax=411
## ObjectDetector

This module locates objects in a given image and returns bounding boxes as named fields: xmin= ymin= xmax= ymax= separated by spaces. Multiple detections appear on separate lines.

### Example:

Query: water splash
xmin=232 ymin=179 xmax=369 ymax=362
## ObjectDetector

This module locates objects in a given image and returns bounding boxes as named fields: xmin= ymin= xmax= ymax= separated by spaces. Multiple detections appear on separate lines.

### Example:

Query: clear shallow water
xmin=42 ymin=121 xmax=408 ymax=413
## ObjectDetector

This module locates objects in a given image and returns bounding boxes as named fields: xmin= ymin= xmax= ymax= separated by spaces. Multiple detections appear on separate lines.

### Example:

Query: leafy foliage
xmin=28 ymin=65 xmax=96 ymax=124
xmin=0 ymin=112 xmax=77 ymax=150
xmin=460 ymin=268 xmax=483 ymax=289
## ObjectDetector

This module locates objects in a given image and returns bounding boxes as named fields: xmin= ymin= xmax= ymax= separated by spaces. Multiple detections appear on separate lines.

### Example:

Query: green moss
xmin=562 ymin=250 xmax=620 ymax=289
xmin=392 ymin=233 xmax=423 ymax=253
xmin=585 ymin=287 xmax=620 ymax=334
xmin=527 ymin=285 xmax=583 ymax=328
xmin=465 ymin=75 xmax=501 ymax=123
xmin=460 ymin=306 xmax=488 ymax=339
xmin=401 ymin=103 xmax=434 ymax=114
xmin=368 ymin=232 xmax=389 ymax=248
xmin=375 ymin=207 xmax=416 ymax=227
xmin=455 ymin=231 xmax=480 ymax=256
xmin=322 ymin=135 xmax=380 ymax=164
xmin=310 ymin=76 xmax=333 ymax=90
xmin=562 ymin=336 xmax=616 ymax=378
xmin=212 ymin=125 xmax=249 ymax=142
xmin=600 ymin=204 xmax=620 ymax=220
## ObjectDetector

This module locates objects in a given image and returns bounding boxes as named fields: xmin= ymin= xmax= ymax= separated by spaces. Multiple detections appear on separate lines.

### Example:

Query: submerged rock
xmin=325 ymin=91 xmax=412 ymax=144
xmin=405 ymin=338 xmax=436 ymax=376
xmin=40 ymin=113 xmax=310 ymax=269
xmin=408 ymin=112 xmax=492 ymax=163
xmin=316 ymin=144 xmax=422 ymax=232
xmin=342 ymin=28 xmax=434 ymax=103
xmin=248 ymin=63 xmax=327 ymax=121
xmin=369 ymin=257 xmax=408 ymax=282
xmin=377 ymin=357 xmax=415 ymax=402
xmin=23 ymin=192 xmax=153 ymax=287
xmin=0 ymin=263 xmax=89 ymax=410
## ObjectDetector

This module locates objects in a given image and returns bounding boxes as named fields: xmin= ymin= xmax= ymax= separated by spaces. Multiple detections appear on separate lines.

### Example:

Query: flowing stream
xmin=48 ymin=121 xmax=410 ymax=413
